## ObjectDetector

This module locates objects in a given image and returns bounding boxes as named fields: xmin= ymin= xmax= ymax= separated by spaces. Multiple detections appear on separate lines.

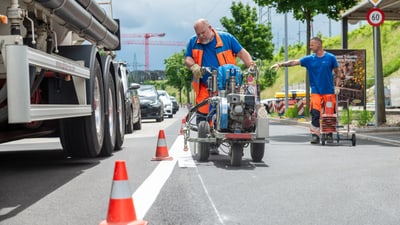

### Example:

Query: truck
xmin=0 ymin=0 xmax=129 ymax=157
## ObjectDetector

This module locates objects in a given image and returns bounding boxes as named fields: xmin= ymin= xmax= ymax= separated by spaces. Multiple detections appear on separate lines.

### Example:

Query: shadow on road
xmin=0 ymin=149 xmax=101 ymax=221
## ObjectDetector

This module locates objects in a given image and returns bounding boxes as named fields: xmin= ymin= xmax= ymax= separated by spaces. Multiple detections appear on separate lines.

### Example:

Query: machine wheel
xmin=230 ymin=143 xmax=243 ymax=167
xmin=197 ymin=121 xmax=210 ymax=162
xmin=115 ymin=81 xmax=126 ymax=150
xmin=100 ymin=74 xmax=117 ymax=156
xmin=321 ymin=134 xmax=326 ymax=146
xmin=250 ymin=142 xmax=265 ymax=162
xmin=351 ymin=133 xmax=356 ymax=146
xmin=60 ymin=58 xmax=104 ymax=158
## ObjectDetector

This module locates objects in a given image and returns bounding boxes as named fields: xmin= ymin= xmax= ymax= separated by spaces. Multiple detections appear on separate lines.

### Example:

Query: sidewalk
xmin=270 ymin=117 xmax=400 ymax=147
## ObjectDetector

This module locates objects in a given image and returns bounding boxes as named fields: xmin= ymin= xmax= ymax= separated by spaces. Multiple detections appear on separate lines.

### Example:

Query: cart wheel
xmin=250 ymin=142 xmax=265 ymax=162
xmin=197 ymin=121 xmax=210 ymax=162
xmin=321 ymin=134 xmax=326 ymax=146
xmin=351 ymin=133 xmax=356 ymax=146
xmin=230 ymin=143 xmax=243 ymax=167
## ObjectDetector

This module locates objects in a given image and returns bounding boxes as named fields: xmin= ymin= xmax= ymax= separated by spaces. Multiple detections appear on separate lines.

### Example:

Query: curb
xmin=269 ymin=117 xmax=400 ymax=146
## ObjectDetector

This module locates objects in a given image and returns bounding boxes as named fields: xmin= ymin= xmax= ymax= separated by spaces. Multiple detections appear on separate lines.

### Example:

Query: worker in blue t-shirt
xmin=270 ymin=37 xmax=341 ymax=144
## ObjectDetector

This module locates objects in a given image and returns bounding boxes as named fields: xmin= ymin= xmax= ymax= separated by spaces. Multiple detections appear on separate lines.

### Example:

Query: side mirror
xmin=129 ymin=83 xmax=140 ymax=90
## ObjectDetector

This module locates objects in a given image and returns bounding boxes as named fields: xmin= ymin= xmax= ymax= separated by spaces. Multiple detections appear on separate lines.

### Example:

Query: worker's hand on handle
xmin=190 ymin=64 xmax=202 ymax=79
xmin=269 ymin=63 xmax=281 ymax=71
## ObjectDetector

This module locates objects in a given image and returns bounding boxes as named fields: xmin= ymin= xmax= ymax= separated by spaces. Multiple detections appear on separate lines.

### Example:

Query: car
xmin=126 ymin=83 xmax=142 ymax=132
xmin=138 ymin=85 xmax=164 ymax=122
xmin=117 ymin=63 xmax=141 ymax=135
xmin=157 ymin=90 xmax=173 ymax=118
xmin=170 ymin=96 xmax=179 ymax=114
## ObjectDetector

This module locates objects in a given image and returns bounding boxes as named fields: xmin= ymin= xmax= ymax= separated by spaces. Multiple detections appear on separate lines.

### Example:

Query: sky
xmin=107 ymin=0 xmax=364 ymax=71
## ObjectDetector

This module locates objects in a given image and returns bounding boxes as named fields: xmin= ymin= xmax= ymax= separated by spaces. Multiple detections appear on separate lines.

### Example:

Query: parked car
xmin=157 ymin=90 xmax=173 ymax=118
xmin=138 ymin=85 xmax=164 ymax=122
xmin=170 ymin=96 xmax=179 ymax=114
xmin=126 ymin=83 xmax=142 ymax=132
xmin=118 ymin=63 xmax=141 ymax=135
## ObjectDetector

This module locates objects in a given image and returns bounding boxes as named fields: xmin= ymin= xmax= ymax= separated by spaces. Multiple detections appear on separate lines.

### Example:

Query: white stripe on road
xmin=132 ymin=135 xmax=195 ymax=220
xmin=132 ymin=135 xmax=223 ymax=224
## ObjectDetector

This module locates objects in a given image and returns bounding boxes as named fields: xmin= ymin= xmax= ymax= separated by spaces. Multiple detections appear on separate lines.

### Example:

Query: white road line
xmin=132 ymin=135 xmax=223 ymax=224
xmin=132 ymin=135 xmax=194 ymax=219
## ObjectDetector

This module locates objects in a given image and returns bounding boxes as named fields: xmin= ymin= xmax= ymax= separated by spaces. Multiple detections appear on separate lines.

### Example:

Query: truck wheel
xmin=230 ymin=143 xmax=243 ymax=167
xmin=250 ymin=142 xmax=265 ymax=162
xmin=60 ymin=59 xmax=104 ymax=158
xmin=197 ymin=121 xmax=210 ymax=162
xmin=115 ymin=81 xmax=125 ymax=150
xmin=100 ymin=74 xmax=117 ymax=156
xmin=321 ymin=134 xmax=326 ymax=146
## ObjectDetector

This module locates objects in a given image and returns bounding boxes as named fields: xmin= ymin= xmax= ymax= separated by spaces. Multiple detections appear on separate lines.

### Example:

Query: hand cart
xmin=320 ymin=92 xmax=356 ymax=146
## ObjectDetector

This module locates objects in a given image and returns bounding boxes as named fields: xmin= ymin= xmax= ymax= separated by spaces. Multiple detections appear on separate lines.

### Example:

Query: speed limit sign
xmin=367 ymin=8 xmax=385 ymax=26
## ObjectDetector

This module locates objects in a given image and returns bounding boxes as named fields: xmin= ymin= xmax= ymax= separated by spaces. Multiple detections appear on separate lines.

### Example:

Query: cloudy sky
xmin=108 ymin=0 xmax=363 ymax=70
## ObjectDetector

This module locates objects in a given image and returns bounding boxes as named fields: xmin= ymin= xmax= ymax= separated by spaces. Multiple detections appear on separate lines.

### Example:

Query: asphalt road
xmin=1 ymin=109 xmax=399 ymax=225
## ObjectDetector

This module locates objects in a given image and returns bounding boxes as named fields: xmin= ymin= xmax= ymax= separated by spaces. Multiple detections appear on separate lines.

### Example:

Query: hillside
xmin=260 ymin=21 xmax=400 ymax=100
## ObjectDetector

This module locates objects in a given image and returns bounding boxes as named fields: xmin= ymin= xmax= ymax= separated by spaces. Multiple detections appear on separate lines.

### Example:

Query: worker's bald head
xmin=193 ymin=18 xmax=214 ymax=45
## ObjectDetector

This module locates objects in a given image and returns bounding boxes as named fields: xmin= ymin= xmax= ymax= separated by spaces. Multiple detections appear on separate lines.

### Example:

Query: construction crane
xmin=121 ymin=33 xmax=186 ymax=70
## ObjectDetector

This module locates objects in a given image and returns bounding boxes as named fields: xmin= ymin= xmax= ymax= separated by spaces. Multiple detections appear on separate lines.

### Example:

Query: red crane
xmin=121 ymin=33 xmax=186 ymax=70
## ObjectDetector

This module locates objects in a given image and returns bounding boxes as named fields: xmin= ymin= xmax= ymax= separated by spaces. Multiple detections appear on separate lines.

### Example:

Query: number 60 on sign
xmin=367 ymin=8 xmax=385 ymax=27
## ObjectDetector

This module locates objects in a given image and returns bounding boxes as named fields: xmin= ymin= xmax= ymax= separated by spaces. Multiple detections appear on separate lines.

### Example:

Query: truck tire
xmin=197 ymin=121 xmax=210 ymax=162
xmin=100 ymin=74 xmax=117 ymax=156
xmin=60 ymin=59 xmax=104 ymax=157
xmin=115 ymin=80 xmax=126 ymax=150
xmin=230 ymin=143 xmax=243 ymax=167
xmin=250 ymin=142 xmax=265 ymax=162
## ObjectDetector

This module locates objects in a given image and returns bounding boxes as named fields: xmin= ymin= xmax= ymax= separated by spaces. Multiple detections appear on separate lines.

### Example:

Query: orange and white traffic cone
xmin=179 ymin=117 xmax=186 ymax=135
xmin=151 ymin=130 xmax=173 ymax=161
xmin=99 ymin=160 xmax=148 ymax=225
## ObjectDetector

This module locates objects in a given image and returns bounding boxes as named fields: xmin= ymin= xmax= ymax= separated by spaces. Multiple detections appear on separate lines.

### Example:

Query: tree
xmin=164 ymin=50 xmax=193 ymax=104
xmin=220 ymin=2 xmax=274 ymax=62
xmin=253 ymin=0 xmax=357 ymax=107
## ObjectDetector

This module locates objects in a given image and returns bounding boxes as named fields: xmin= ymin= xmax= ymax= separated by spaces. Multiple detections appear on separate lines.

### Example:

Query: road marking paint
xmin=132 ymin=135 xmax=223 ymax=224
xmin=132 ymin=135 xmax=193 ymax=219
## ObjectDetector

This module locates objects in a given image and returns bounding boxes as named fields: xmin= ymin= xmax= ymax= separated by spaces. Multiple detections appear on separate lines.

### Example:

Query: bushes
xmin=339 ymin=108 xmax=374 ymax=127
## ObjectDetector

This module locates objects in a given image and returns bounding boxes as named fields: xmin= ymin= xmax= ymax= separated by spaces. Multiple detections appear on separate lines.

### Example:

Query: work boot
xmin=310 ymin=134 xmax=320 ymax=144
xmin=327 ymin=133 xmax=334 ymax=143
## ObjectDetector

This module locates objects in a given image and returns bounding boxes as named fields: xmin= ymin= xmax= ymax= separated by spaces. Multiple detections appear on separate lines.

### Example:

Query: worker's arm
xmin=237 ymin=48 xmax=254 ymax=68
xmin=270 ymin=59 xmax=301 ymax=70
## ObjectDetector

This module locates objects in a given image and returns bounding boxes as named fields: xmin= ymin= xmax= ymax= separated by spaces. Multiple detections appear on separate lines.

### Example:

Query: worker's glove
xmin=248 ymin=61 xmax=255 ymax=72
xmin=190 ymin=64 xmax=202 ymax=79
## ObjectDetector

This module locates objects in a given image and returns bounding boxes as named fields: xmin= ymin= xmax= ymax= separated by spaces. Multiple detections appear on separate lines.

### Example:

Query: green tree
xmin=253 ymin=0 xmax=357 ymax=106
xmin=220 ymin=2 xmax=274 ymax=62
xmin=164 ymin=50 xmax=192 ymax=104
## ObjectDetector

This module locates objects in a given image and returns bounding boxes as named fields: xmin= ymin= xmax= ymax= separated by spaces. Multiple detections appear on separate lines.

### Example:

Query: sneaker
xmin=327 ymin=133 xmax=334 ymax=143
xmin=310 ymin=134 xmax=320 ymax=144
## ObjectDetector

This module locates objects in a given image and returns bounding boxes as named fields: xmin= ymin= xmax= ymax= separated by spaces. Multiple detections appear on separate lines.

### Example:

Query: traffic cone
xmin=324 ymin=96 xmax=335 ymax=115
xmin=179 ymin=117 xmax=186 ymax=135
xmin=151 ymin=130 xmax=173 ymax=161
xmin=99 ymin=160 xmax=148 ymax=225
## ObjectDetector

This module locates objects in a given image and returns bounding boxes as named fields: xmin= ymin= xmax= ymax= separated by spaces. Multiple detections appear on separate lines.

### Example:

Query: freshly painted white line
xmin=132 ymin=135 xmax=223 ymax=224
xmin=132 ymin=135 xmax=192 ymax=219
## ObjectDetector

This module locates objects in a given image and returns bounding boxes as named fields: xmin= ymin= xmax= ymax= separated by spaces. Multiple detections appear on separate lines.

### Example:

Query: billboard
xmin=326 ymin=49 xmax=367 ymax=107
